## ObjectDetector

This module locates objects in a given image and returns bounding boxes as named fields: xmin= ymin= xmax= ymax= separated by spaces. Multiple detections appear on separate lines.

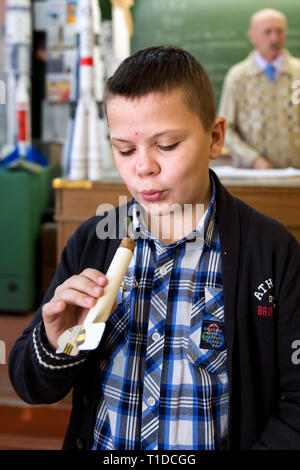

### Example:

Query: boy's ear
xmin=209 ymin=117 xmax=226 ymax=161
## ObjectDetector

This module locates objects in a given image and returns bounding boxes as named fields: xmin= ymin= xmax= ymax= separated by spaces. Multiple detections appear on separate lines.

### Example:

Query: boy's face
xmin=106 ymin=90 xmax=225 ymax=216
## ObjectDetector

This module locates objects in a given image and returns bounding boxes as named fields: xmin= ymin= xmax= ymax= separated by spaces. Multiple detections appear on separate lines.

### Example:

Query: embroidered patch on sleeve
xmin=200 ymin=319 xmax=226 ymax=351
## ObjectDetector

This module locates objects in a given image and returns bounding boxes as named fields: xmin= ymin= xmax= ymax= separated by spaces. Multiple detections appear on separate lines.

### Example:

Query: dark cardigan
xmin=8 ymin=170 xmax=300 ymax=450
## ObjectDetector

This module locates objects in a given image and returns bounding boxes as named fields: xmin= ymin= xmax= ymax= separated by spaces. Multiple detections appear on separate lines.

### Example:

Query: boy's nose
xmin=136 ymin=151 xmax=160 ymax=176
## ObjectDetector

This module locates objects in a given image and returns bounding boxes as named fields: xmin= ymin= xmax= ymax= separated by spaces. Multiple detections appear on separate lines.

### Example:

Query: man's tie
xmin=265 ymin=64 xmax=276 ymax=82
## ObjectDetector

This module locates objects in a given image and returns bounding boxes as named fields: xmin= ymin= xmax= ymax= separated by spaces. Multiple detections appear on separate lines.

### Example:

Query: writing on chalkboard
xmin=152 ymin=0 xmax=188 ymax=12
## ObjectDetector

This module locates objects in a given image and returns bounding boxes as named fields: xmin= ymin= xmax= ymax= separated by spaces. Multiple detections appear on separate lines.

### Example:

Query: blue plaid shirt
xmin=92 ymin=180 xmax=228 ymax=450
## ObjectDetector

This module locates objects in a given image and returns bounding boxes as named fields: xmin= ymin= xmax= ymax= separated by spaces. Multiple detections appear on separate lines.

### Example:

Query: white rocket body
xmin=84 ymin=246 xmax=134 ymax=325
xmin=16 ymin=74 xmax=31 ymax=157
xmin=2 ymin=0 xmax=47 ymax=166
xmin=5 ymin=0 xmax=32 ymax=73
xmin=92 ymin=0 xmax=104 ymax=102
xmin=68 ymin=0 xmax=104 ymax=181
xmin=3 ymin=0 xmax=31 ymax=157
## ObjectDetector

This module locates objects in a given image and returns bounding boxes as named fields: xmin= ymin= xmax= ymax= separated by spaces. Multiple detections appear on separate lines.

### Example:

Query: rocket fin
xmin=56 ymin=322 xmax=106 ymax=355
xmin=69 ymin=98 xmax=88 ymax=180
xmin=62 ymin=113 xmax=76 ymax=176
xmin=1 ymin=145 xmax=47 ymax=168
xmin=1 ymin=148 xmax=19 ymax=167
xmin=26 ymin=146 xmax=48 ymax=166
xmin=77 ymin=323 xmax=106 ymax=351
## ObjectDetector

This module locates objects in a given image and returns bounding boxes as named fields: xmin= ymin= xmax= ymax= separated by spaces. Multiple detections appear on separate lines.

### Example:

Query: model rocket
xmin=57 ymin=237 xmax=136 ymax=356
xmin=65 ymin=0 xmax=107 ymax=181
xmin=1 ymin=0 xmax=47 ymax=168
xmin=111 ymin=0 xmax=134 ymax=61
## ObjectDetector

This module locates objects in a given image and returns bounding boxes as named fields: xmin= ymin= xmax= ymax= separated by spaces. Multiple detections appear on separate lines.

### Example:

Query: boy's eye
xmin=159 ymin=142 xmax=179 ymax=151
xmin=117 ymin=142 xmax=179 ymax=155
xmin=119 ymin=149 xmax=135 ymax=156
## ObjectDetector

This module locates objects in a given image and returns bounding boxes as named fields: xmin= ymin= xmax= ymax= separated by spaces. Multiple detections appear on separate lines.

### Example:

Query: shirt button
xmin=147 ymin=396 xmax=156 ymax=407
xmin=76 ymin=437 xmax=85 ymax=449
xmin=82 ymin=395 xmax=90 ymax=406
xmin=159 ymin=266 xmax=167 ymax=276
xmin=152 ymin=331 xmax=161 ymax=342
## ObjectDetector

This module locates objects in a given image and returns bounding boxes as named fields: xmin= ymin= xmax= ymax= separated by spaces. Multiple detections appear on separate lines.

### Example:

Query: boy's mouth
xmin=141 ymin=190 xmax=165 ymax=202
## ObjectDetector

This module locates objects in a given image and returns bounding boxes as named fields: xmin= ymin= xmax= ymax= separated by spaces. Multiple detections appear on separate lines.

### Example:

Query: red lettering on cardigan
xmin=257 ymin=305 xmax=273 ymax=317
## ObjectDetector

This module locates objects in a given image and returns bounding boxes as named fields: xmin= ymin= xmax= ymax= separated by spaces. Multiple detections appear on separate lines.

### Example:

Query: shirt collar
xmin=246 ymin=49 xmax=294 ymax=76
xmin=130 ymin=177 xmax=217 ymax=250
xmin=253 ymin=50 xmax=285 ymax=76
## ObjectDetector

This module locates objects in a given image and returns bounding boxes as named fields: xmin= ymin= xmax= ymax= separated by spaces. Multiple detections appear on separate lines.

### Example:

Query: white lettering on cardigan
xmin=254 ymin=278 xmax=273 ymax=301
xmin=291 ymin=340 xmax=300 ymax=365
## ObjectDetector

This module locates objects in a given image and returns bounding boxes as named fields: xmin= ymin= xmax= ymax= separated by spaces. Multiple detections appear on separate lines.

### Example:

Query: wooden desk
xmin=54 ymin=176 xmax=300 ymax=261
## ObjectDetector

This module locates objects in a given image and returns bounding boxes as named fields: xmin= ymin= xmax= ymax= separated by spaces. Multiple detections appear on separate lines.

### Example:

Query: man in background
xmin=219 ymin=8 xmax=300 ymax=169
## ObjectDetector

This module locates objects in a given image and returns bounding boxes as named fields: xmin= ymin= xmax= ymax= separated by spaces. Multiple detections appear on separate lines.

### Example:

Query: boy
xmin=9 ymin=46 xmax=300 ymax=450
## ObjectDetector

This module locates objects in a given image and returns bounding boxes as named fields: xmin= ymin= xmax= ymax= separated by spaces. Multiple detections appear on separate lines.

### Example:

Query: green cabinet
xmin=0 ymin=166 xmax=60 ymax=311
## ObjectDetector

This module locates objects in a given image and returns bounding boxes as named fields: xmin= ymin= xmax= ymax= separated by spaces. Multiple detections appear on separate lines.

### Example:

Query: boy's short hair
xmin=104 ymin=45 xmax=216 ymax=131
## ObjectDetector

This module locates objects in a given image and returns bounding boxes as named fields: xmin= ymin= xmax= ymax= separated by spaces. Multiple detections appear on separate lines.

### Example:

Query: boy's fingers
xmin=80 ymin=268 xmax=107 ymax=286
xmin=43 ymin=269 xmax=108 ymax=322
xmin=55 ymin=275 xmax=106 ymax=299
xmin=54 ymin=288 xmax=98 ymax=310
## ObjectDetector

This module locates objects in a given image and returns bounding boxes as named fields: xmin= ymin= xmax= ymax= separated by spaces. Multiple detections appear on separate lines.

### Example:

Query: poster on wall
xmin=45 ymin=0 xmax=77 ymax=103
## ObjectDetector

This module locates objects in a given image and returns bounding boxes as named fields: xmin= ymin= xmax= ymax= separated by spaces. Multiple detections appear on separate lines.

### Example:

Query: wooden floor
xmin=0 ymin=311 xmax=71 ymax=450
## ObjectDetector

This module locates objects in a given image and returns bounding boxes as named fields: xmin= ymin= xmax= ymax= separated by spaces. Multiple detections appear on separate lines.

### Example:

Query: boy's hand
xmin=42 ymin=268 xmax=112 ymax=351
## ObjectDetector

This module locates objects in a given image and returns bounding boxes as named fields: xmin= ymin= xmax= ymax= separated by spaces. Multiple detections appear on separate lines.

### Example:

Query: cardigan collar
xmin=243 ymin=48 xmax=294 ymax=77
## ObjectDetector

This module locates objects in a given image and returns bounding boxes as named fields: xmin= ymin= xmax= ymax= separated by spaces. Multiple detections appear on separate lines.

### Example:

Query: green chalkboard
xmin=131 ymin=0 xmax=300 ymax=106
